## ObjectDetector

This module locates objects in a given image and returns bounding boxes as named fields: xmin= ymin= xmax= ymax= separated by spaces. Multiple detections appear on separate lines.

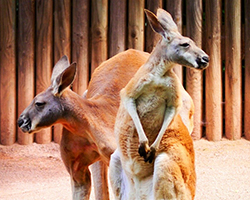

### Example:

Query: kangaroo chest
xmin=136 ymin=74 xmax=177 ymax=121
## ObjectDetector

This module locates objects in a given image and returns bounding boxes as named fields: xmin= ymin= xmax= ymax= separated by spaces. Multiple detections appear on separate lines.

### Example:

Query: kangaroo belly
xmin=116 ymin=92 xmax=172 ymax=178
xmin=116 ymin=101 xmax=165 ymax=179
xmin=136 ymin=94 xmax=166 ymax=134
xmin=122 ymin=154 xmax=154 ymax=179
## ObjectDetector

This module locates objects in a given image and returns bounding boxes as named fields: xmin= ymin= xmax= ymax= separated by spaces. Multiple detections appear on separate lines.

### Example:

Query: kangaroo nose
xmin=17 ymin=118 xmax=24 ymax=127
xmin=196 ymin=55 xmax=209 ymax=69
xmin=202 ymin=56 xmax=209 ymax=63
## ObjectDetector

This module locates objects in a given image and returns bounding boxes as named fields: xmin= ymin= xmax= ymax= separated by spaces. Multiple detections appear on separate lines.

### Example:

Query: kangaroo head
xmin=17 ymin=56 xmax=77 ymax=134
xmin=145 ymin=8 xmax=209 ymax=70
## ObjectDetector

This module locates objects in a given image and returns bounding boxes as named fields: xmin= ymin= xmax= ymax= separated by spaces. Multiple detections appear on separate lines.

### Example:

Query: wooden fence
xmin=0 ymin=0 xmax=248 ymax=145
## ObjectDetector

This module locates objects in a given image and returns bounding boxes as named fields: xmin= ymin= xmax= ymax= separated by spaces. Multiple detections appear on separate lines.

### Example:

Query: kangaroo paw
xmin=138 ymin=141 xmax=150 ymax=159
xmin=145 ymin=147 xmax=156 ymax=163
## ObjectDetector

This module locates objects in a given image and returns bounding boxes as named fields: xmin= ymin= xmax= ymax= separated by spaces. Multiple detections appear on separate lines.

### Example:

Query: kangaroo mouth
xmin=17 ymin=117 xmax=32 ymax=133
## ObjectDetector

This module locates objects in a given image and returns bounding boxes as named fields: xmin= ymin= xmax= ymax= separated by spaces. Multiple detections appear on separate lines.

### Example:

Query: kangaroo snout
xmin=196 ymin=55 xmax=209 ymax=69
xmin=202 ymin=55 xmax=210 ymax=63
xmin=17 ymin=115 xmax=32 ymax=133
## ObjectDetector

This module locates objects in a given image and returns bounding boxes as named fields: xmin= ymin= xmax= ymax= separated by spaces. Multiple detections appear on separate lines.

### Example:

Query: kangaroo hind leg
xmin=153 ymin=152 xmax=191 ymax=200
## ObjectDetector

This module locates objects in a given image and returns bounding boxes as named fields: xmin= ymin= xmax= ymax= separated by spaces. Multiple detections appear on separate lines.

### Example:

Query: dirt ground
xmin=0 ymin=138 xmax=250 ymax=200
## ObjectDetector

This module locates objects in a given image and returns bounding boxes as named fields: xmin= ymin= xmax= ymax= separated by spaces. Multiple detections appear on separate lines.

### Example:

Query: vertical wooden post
xmin=145 ymin=0 xmax=162 ymax=53
xmin=72 ymin=0 xmax=90 ymax=95
xmin=35 ymin=0 xmax=53 ymax=144
xmin=17 ymin=0 xmax=35 ymax=145
xmin=244 ymin=0 xmax=250 ymax=140
xmin=205 ymin=0 xmax=222 ymax=141
xmin=128 ymin=0 xmax=145 ymax=51
xmin=225 ymin=0 xmax=241 ymax=140
xmin=0 ymin=0 xmax=16 ymax=145
xmin=186 ymin=0 xmax=203 ymax=140
xmin=91 ymin=0 xmax=108 ymax=74
xmin=109 ymin=0 xmax=127 ymax=58
xmin=166 ymin=0 xmax=183 ymax=82
xmin=54 ymin=0 xmax=71 ymax=143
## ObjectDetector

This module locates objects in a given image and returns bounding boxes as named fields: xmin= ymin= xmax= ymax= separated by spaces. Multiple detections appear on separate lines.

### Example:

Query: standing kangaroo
xmin=17 ymin=31 xmax=195 ymax=200
xmin=109 ymin=9 xmax=209 ymax=200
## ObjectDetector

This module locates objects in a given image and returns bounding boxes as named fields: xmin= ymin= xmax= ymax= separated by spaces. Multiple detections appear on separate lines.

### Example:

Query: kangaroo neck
xmin=145 ymin=39 xmax=174 ymax=76
xmin=60 ymin=89 xmax=92 ymax=135
xmin=60 ymin=89 xmax=115 ymax=138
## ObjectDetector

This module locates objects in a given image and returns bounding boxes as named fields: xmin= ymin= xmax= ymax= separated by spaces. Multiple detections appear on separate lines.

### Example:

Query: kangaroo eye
xmin=35 ymin=102 xmax=46 ymax=108
xmin=180 ymin=43 xmax=190 ymax=48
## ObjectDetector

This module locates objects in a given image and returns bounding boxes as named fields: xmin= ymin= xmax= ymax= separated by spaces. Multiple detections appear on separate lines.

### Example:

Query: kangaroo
xmin=109 ymin=9 xmax=209 ymax=200
xmin=17 ymin=49 xmax=195 ymax=199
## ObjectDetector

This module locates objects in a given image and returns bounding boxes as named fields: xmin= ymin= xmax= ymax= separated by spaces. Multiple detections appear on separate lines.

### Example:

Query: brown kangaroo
xmin=109 ymin=9 xmax=209 ymax=199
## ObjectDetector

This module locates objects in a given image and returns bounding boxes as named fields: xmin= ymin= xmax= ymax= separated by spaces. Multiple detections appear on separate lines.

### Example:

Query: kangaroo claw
xmin=144 ymin=147 xmax=156 ymax=163
xmin=138 ymin=141 xmax=150 ymax=159
xmin=138 ymin=142 xmax=156 ymax=163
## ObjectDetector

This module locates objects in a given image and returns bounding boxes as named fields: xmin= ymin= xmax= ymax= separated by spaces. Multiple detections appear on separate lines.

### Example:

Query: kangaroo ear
xmin=156 ymin=8 xmax=179 ymax=33
xmin=52 ymin=62 xmax=77 ymax=96
xmin=145 ymin=9 xmax=166 ymax=38
xmin=51 ymin=55 xmax=70 ymax=84
xmin=145 ymin=9 xmax=180 ymax=41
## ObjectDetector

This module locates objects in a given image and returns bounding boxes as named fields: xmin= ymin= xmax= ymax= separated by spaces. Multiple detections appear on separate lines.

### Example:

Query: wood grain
xmin=244 ymin=0 xmax=250 ymax=140
xmin=225 ymin=0 xmax=242 ymax=140
xmin=128 ymin=0 xmax=145 ymax=51
xmin=91 ymin=0 xmax=108 ymax=74
xmin=72 ymin=0 xmax=90 ymax=95
xmin=0 ymin=0 xmax=16 ymax=145
xmin=35 ymin=0 xmax=53 ymax=144
xmin=53 ymin=0 xmax=71 ymax=143
xmin=17 ymin=0 xmax=35 ymax=145
xmin=186 ymin=0 xmax=203 ymax=140
xmin=205 ymin=0 xmax=222 ymax=141
xmin=109 ymin=0 xmax=127 ymax=58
